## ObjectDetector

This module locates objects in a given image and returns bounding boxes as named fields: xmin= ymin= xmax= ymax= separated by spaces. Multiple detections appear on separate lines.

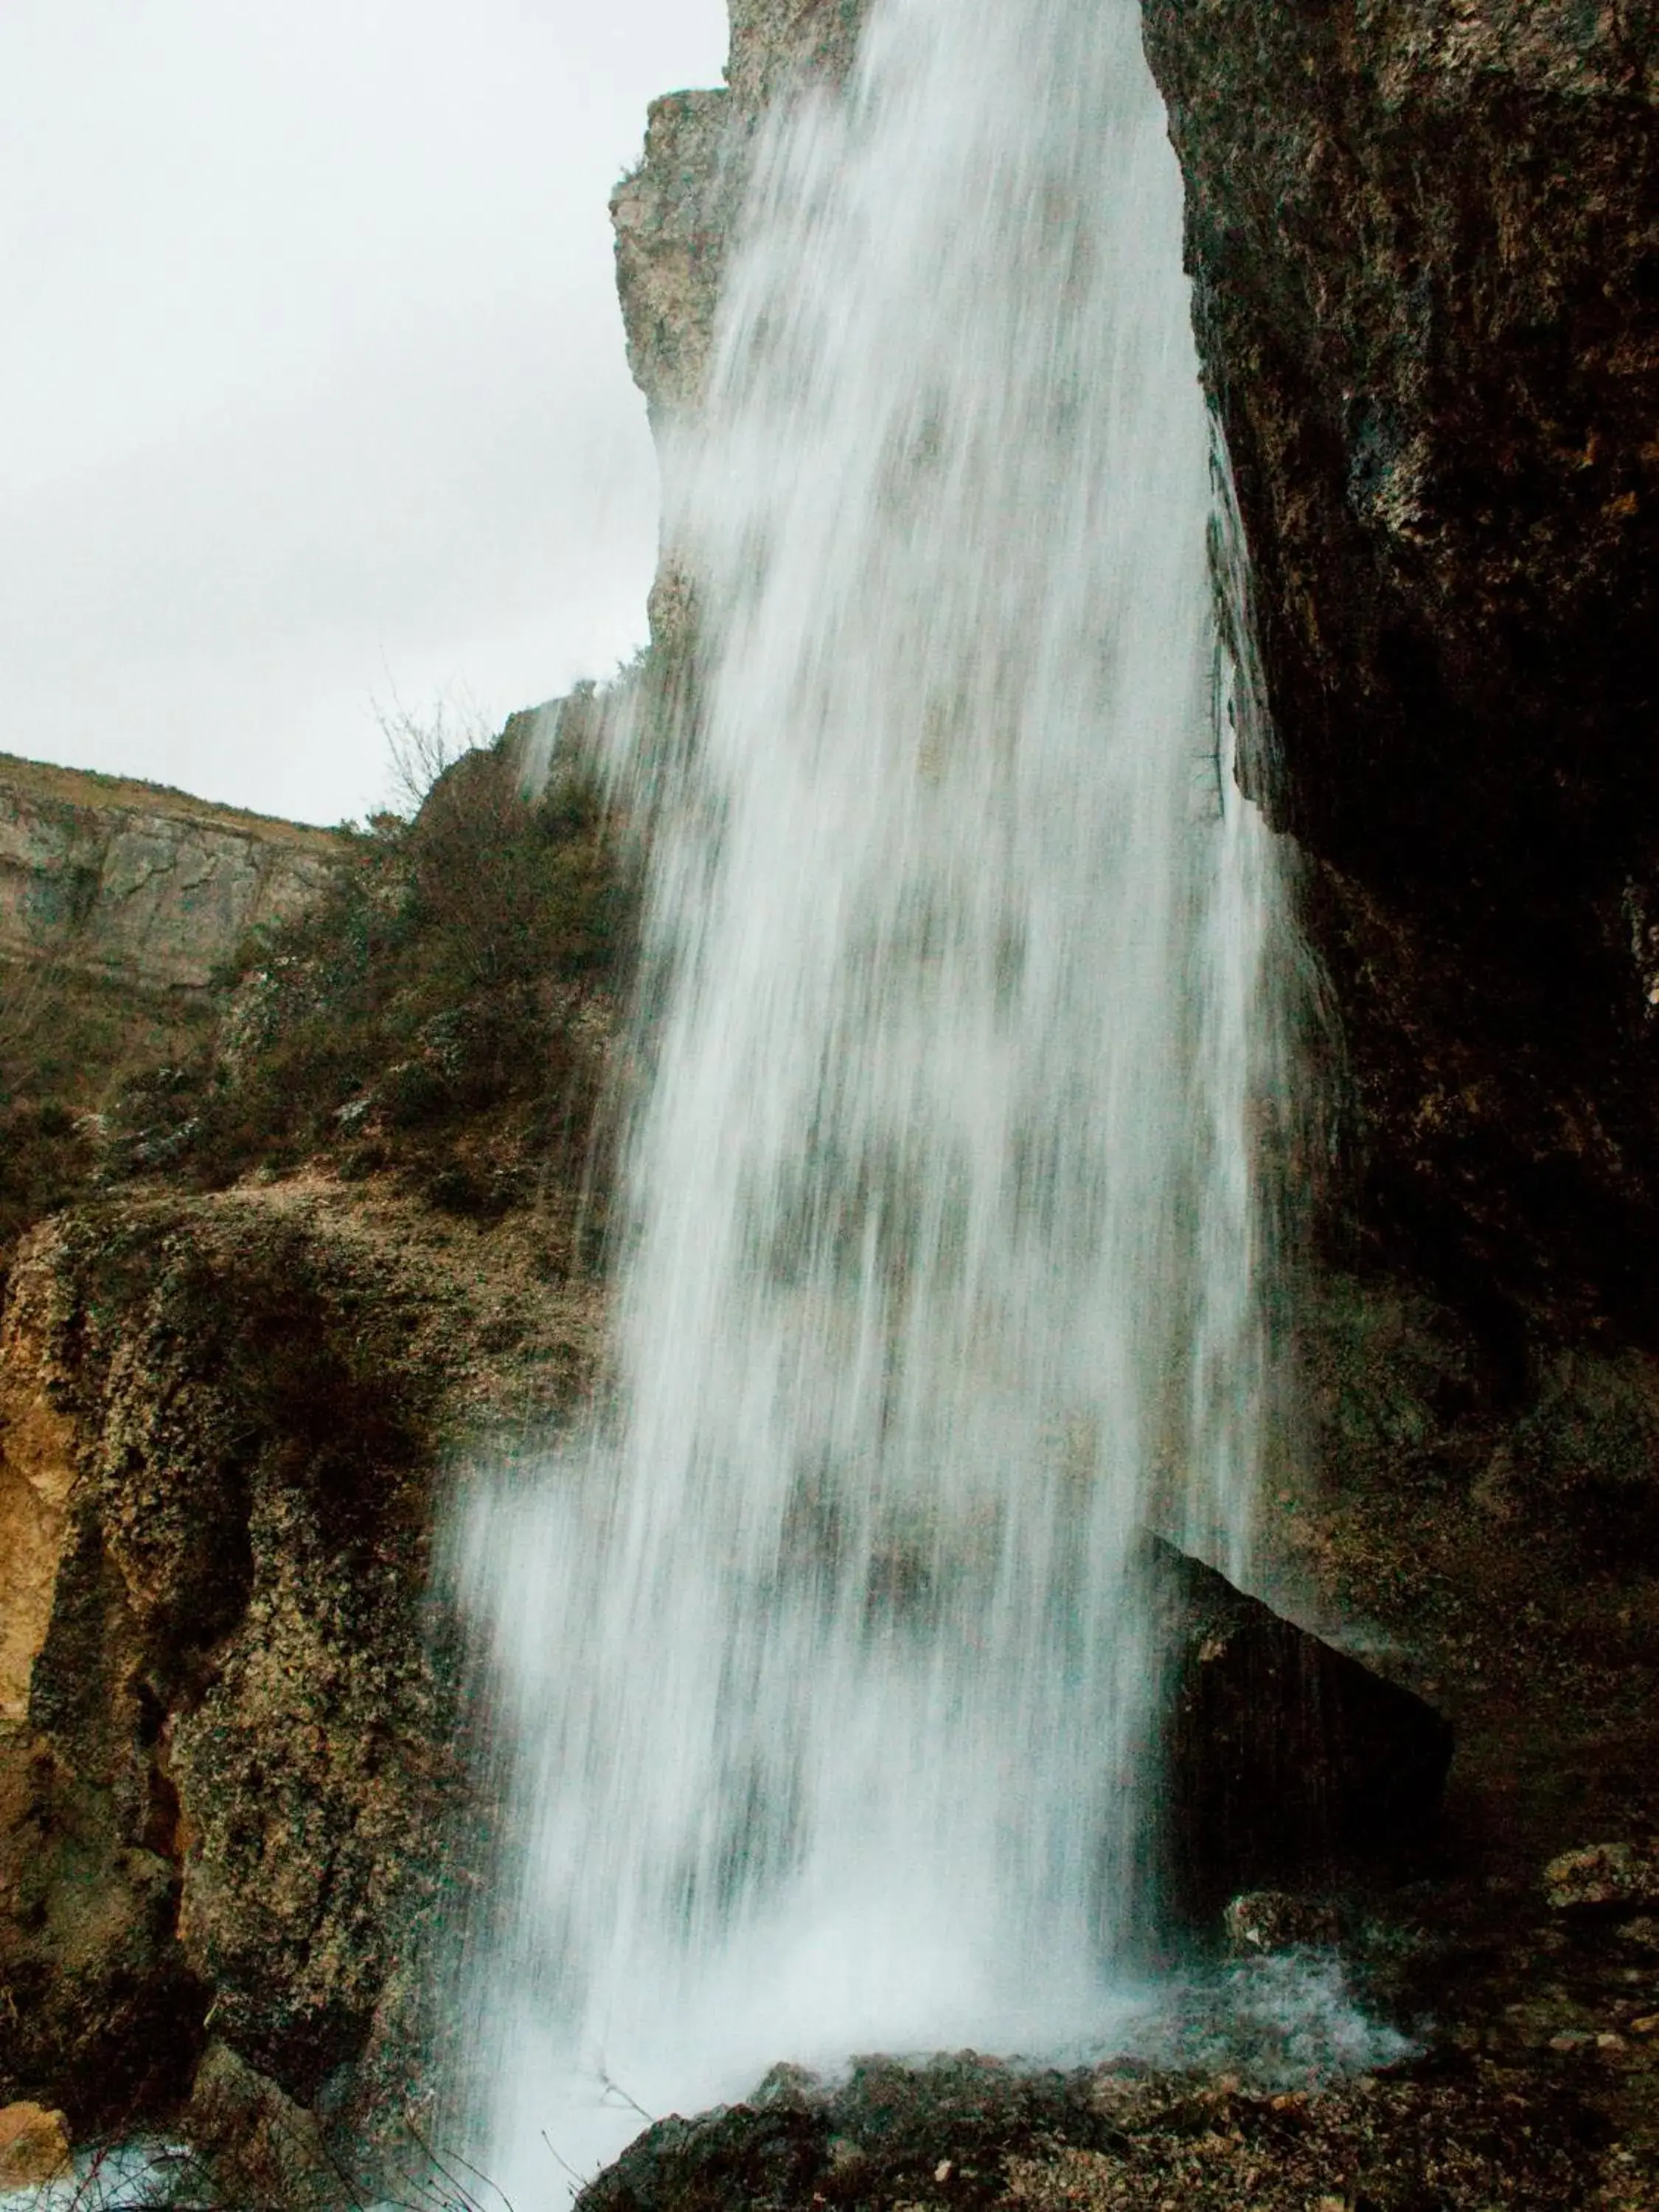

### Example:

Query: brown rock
xmin=0 ymin=1262 xmax=80 ymax=1725
xmin=1220 ymin=1889 xmax=1343 ymax=1956
xmin=1544 ymin=1840 xmax=1659 ymax=1913
xmin=0 ymin=2101 xmax=69 ymax=2190
xmin=1141 ymin=0 xmax=1659 ymax=1323
xmin=184 ymin=2040 xmax=333 ymax=2209
xmin=0 ymin=1178 xmax=600 ymax=2127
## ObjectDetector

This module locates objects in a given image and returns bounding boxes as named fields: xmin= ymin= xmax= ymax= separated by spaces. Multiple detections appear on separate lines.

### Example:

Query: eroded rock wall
xmin=0 ymin=1181 xmax=601 ymax=2130
xmin=1142 ymin=0 xmax=1659 ymax=1328
xmin=0 ymin=753 xmax=338 ymax=995
xmin=611 ymin=0 xmax=867 ymax=433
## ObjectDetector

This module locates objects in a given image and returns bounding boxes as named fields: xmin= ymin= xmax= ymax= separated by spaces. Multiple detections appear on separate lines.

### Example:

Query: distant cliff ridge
xmin=0 ymin=753 xmax=340 ymax=995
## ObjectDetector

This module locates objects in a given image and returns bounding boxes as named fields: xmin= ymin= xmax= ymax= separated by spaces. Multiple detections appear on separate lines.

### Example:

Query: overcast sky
xmin=0 ymin=1 xmax=728 ymax=824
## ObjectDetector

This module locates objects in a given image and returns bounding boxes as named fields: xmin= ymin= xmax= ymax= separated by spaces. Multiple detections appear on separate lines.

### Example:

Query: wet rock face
xmin=581 ymin=2056 xmax=1130 ymax=2212
xmin=1141 ymin=0 xmax=1659 ymax=1321
xmin=577 ymin=2051 xmax=1610 ymax=2212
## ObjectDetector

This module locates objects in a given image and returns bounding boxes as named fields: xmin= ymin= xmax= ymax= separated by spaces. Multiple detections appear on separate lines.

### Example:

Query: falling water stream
xmin=456 ymin=0 xmax=1295 ymax=2194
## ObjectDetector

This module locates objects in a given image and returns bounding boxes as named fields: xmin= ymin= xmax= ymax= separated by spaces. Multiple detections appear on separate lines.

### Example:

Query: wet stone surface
xmin=574 ymin=2031 xmax=1650 ymax=2212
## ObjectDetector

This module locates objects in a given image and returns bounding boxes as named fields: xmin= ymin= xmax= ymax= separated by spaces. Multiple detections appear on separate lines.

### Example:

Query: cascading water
xmin=455 ymin=0 xmax=1293 ymax=2194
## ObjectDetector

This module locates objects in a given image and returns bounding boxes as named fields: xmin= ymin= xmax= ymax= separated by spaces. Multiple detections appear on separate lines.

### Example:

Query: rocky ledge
xmin=1142 ymin=0 xmax=1659 ymax=1329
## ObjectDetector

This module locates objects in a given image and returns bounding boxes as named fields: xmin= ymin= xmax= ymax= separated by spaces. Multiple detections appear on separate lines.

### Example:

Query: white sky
xmin=0 ymin=0 xmax=728 ymax=824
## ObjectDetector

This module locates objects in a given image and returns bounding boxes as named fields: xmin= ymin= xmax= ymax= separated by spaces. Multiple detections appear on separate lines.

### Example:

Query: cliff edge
xmin=0 ymin=751 xmax=338 ymax=996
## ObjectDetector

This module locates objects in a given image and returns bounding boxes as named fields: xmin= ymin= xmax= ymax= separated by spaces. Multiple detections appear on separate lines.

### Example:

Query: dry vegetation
xmin=0 ymin=715 xmax=638 ymax=1274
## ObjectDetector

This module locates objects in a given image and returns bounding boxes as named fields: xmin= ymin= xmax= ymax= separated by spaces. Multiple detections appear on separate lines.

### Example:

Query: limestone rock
xmin=610 ymin=4 xmax=869 ymax=429
xmin=726 ymin=0 xmax=867 ymax=110
xmin=0 ymin=1264 xmax=80 ymax=1726
xmin=0 ymin=1179 xmax=600 ymax=2126
xmin=612 ymin=90 xmax=740 ymax=430
xmin=0 ymin=751 xmax=337 ymax=993
xmin=0 ymin=2101 xmax=69 ymax=2190
xmin=610 ymin=0 xmax=871 ymax=669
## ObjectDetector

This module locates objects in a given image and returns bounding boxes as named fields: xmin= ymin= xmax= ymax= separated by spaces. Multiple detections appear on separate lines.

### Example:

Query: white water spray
xmin=456 ymin=0 xmax=1293 ymax=2191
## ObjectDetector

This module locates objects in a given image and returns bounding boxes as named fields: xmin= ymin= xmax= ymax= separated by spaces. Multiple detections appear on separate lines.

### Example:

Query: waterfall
xmin=455 ymin=0 xmax=1293 ymax=2193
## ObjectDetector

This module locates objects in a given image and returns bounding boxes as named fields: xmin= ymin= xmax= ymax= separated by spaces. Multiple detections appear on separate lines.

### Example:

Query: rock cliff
xmin=616 ymin=0 xmax=1659 ymax=1340
xmin=0 ymin=1178 xmax=600 ymax=2135
xmin=1141 ymin=0 xmax=1659 ymax=1331
xmin=611 ymin=0 xmax=867 ymax=432
xmin=4 ymin=0 xmax=1658 ymax=2191
xmin=0 ymin=752 xmax=338 ymax=995
xmin=0 ymin=754 xmax=342 ymax=1254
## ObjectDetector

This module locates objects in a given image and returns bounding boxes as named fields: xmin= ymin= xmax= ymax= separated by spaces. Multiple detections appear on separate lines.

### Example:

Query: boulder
xmin=1220 ymin=1890 xmax=1343 ymax=1957
xmin=1146 ymin=1539 xmax=1453 ymax=1925
xmin=182 ymin=2040 xmax=335 ymax=2210
xmin=0 ymin=2101 xmax=69 ymax=2190
xmin=579 ymin=2054 xmax=1122 ymax=2212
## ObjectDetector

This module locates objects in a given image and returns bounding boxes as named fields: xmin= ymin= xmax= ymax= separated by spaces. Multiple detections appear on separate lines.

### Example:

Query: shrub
xmin=165 ymin=722 xmax=638 ymax=1203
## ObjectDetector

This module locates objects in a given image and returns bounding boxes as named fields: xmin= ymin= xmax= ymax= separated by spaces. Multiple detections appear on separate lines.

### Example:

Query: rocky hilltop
xmin=0 ymin=752 xmax=344 ymax=1251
